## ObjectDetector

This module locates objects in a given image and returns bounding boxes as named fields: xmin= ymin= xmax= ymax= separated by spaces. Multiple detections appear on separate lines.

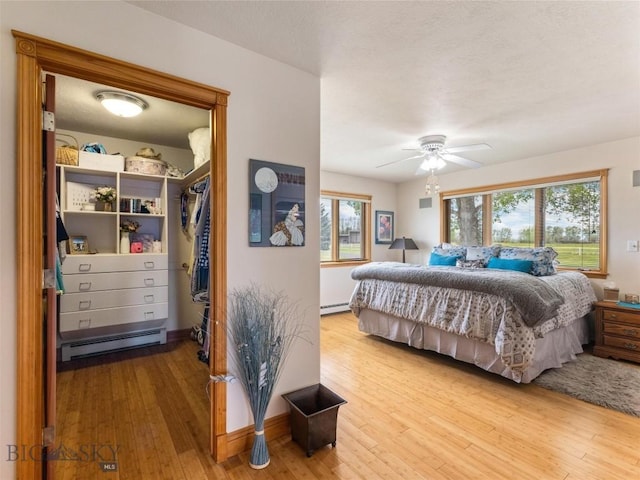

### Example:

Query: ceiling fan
xmin=377 ymin=134 xmax=492 ymax=173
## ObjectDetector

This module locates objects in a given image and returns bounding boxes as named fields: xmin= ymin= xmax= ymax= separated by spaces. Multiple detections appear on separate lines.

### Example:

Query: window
xmin=321 ymin=191 xmax=371 ymax=265
xmin=441 ymin=170 xmax=608 ymax=278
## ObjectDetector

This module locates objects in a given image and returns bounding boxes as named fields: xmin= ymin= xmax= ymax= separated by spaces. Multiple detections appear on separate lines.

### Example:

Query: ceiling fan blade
xmin=376 ymin=153 xmax=424 ymax=168
xmin=443 ymin=143 xmax=492 ymax=154
xmin=442 ymin=153 xmax=482 ymax=168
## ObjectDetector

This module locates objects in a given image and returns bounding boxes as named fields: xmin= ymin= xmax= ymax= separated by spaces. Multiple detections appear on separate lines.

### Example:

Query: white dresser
xmin=59 ymin=253 xmax=169 ymax=360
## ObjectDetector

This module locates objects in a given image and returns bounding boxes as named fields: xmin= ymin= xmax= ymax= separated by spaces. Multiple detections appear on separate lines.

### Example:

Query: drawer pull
xmin=78 ymin=300 xmax=91 ymax=310
xmin=623 ymin=329 xmax=638 ymax=336
xmin=144 ymin=261 xmax=155 ymax=269
xmin=609 ymin=313 xmax=617 ymax=319
xmin=144 ymin=311 xmax=155 ymax=320
xmin=623 ymin=343 xmax=638 ymax=350
xmin=144 ymin=295 xmax=155 ymax=303
xmin=144 ymin=278 xmax=155 ymax=286
xmin=78 ymin=263 xmax=92 ymax=272
xmin=78 ymin=319 xmax=91 ymax=329
xmin=78 ymin=282 xmax=92 ymax=291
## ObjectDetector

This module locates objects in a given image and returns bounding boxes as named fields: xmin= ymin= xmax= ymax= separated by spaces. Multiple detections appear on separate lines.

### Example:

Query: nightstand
xmin=593 ymin=301 xmax=640 ymax=364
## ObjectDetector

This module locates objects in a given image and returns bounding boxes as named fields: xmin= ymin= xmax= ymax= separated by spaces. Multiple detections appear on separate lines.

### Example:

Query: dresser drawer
xmin=63 ymin=270 xmax=168 ymax=293
xmin=602 ymin=309 xmax=640 ymax=325
xmin=62 ymin=254 xmax=168 ymax=274
xmin=59 ymin=303 xmax=169 ymax=338
xmin=603 ymin=322 xmax=640 ymax=338
xmin=60 ymin=286 xmax=168 ymax=313
xmin=603 ymin=335 xmax=640 ymax=353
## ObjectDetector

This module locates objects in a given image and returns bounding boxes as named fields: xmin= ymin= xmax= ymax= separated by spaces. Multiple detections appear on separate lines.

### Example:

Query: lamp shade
xmin=389 ymin=236 xmax=419 ymax=262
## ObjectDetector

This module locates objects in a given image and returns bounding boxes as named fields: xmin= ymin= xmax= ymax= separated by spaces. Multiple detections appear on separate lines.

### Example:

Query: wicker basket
xmin=56 ymin=134 xmax=79 ymax=166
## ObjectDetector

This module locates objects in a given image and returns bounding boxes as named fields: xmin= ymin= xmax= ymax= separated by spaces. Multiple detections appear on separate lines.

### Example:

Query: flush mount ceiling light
xmin=95 ymin=91 xmax=148 ymax=117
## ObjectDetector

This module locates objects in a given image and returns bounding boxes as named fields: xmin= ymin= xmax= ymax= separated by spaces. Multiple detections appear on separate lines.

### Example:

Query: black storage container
xmin=282 ymin=384 xmax=347 ymax=457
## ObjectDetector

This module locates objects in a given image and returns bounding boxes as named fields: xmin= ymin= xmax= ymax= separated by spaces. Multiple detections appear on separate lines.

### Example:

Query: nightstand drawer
xmin=603 ymin=335 xmax=640 ymax=353
xmin=603 ymin=322 xmax=640 ymax=338
xmin=602 ymin=309 xmax=640 ymax=325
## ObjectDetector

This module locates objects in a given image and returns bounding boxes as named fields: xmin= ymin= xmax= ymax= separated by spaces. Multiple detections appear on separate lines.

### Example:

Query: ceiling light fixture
xmin=95 ymin=91 xmax=148 ymax=117
xmin=419 ymin=154 xmax=446 ymax=171
xmin=420 ymin=152 xmax=445 ymax=196
xmin=425 ymin=170 xmax=440 ymax=196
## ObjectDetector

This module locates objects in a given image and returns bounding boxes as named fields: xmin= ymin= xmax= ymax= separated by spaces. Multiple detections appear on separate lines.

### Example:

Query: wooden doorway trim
xmin=12 ymin=31 xmax=229 ymax=479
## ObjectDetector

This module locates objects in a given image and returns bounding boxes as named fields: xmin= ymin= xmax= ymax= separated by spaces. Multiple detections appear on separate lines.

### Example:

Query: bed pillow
xmin=465 ymin=245 xmax=500 ymax=265
xmin=429 ymin=252 xmax=460 ymax=266
xmin=487 ymin=257 xmax=533 ymax=273
xmin=456 ymin=258 xmax=485 ymax=269
xmin=498 ymin=246 xmax=558 ymax=276
xmin=431 ymin=246 xmax=467 ymax=258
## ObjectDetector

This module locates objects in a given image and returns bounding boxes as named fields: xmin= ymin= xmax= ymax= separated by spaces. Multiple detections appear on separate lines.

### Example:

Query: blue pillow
xmin=429 ymin=252 xmax=459 ymax=266
xmin=487 ymin=257 xmax=533 ymax=273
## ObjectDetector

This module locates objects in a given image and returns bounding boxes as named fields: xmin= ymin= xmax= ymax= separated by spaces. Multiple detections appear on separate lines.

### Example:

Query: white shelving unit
xmin=57 ymin=165 xmax=170 ymax=360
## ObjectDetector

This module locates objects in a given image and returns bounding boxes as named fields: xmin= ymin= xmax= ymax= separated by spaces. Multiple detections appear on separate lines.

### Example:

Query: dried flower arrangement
xmin=227 ymin=284 xmax=308 ymax=469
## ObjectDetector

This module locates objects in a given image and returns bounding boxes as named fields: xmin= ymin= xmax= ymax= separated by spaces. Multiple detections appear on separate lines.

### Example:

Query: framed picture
xmin=375 ymin=211 xmax=394 ymax=244
xmin=249 ymin=159 xmax=305 ymax=247
xmin=68 ymin=235 xmax=89 ymax=255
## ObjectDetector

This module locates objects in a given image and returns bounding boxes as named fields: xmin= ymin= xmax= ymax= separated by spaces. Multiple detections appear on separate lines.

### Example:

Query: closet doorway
xmin=13 ymin=31 xmax=229 ymax=479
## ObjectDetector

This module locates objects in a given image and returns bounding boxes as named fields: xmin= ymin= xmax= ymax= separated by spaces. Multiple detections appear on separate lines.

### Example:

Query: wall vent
xmin=419 ymin=197 xmax=432 ymax=209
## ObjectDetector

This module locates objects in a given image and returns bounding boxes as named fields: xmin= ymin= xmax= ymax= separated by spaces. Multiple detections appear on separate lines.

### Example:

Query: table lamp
xmin=389 ymin=236 xmax=419 ymax=263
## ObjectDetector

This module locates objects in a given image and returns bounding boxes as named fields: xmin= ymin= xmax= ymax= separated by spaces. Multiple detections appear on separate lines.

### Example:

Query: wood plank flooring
xmin=55 ymin=312 xmax=640 ymax=479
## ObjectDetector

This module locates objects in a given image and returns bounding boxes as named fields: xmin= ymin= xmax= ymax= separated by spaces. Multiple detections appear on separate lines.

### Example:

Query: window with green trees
xmin=442 ymin=170 xmax=607 ymax=277
xmin=321 ymin=191 xmax=371 ymax=264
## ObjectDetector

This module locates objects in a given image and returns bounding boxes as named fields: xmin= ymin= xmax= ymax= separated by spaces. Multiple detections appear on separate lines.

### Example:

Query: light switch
xmin=627 ymin=240 xmax=639 ymax=252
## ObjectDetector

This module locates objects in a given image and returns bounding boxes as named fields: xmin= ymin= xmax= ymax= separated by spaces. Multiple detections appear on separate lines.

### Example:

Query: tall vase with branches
xmin=227 ymin=284 xmax=307 ymax=469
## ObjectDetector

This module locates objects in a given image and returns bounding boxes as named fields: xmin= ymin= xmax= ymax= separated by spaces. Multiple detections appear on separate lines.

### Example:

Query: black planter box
xmin=282 ymin=384 xmax=347 ymax=457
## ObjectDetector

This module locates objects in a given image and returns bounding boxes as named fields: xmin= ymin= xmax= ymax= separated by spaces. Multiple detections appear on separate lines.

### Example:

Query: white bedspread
xmin=349 ymin=270 xmax=596 ymax=375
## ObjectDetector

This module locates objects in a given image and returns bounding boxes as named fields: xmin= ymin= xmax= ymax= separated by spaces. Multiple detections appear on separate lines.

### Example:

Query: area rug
xmin=533 ymin=353 xmax=640 ymax=417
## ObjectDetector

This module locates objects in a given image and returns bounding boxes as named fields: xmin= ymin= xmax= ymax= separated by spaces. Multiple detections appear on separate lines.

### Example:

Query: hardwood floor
xmin=55 ymin=312 xmax=640 ymax=479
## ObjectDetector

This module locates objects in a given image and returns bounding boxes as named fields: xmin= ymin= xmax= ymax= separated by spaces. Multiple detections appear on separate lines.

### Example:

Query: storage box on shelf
xmin=78 ymin=150 xmax=124 ymax=172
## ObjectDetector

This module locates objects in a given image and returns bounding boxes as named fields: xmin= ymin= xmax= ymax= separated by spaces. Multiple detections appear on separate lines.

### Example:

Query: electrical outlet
xmin=627 ymin=240 xmax=639 ymax=252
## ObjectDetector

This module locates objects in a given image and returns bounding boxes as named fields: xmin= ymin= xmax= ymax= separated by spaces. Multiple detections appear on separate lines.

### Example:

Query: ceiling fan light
xmin=96 ymin=91 xmax=148 ymax=117
xmin=420 ymin=155 xmax=446 ymax=171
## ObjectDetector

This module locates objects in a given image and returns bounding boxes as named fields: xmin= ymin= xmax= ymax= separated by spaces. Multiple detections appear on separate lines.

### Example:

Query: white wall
xmin=319 ymin=171 xmax=399 ymax=312
xmin=0 ymin=1 xmax=320 ymax=475
xmin=397 ymin=137 xmax=640 ymax=298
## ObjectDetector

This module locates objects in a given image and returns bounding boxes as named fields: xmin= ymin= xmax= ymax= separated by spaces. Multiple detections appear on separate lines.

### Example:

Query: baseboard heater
xmin=320 ymin=302 xmax=350 ymax=315
xmin=60 ymin=328 xmax=167 ymax=361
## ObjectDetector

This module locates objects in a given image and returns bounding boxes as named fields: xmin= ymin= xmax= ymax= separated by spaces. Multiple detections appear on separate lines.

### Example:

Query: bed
xmin=349 ymin=259 xmax=597 ymax=383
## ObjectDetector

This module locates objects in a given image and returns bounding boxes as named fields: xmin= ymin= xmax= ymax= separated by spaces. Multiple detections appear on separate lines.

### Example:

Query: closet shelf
xmin=170 ymin=160 xmax=210 ymax=187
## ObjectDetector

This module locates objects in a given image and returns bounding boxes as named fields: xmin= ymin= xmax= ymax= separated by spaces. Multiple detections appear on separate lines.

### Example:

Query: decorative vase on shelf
xmin=96 ymin=201 xmax=113 ymax=212
xmin=120 ymin=231 xmax=130 ymax=254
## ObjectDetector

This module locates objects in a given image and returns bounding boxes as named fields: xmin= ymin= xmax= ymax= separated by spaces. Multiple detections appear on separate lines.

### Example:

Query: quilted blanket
xmin=351 ymin=262 xmax=563 ymax=326
xmin=349 ymin=263 xmax=596 ymax=379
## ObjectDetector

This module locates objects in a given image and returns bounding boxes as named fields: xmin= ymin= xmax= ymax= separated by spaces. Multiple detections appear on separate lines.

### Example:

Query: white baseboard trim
xmin=320 ymin=302 xmax=350 ymax=315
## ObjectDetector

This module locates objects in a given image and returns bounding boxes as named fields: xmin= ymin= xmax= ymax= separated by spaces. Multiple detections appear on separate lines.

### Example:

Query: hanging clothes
xmin=191 ymin=178 xmax=210 ymax=303
xmin=55 ymin=197 xmax=69 ymax=293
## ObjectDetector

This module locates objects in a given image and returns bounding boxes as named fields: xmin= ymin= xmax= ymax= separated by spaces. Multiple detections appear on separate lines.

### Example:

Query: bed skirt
xmin=357 ymin=309 xmax=589 ymax=383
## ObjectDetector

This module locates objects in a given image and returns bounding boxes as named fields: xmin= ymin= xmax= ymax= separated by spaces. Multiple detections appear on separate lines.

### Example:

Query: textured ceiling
xmin=115 ymin=1 xmax=640 ymax=182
